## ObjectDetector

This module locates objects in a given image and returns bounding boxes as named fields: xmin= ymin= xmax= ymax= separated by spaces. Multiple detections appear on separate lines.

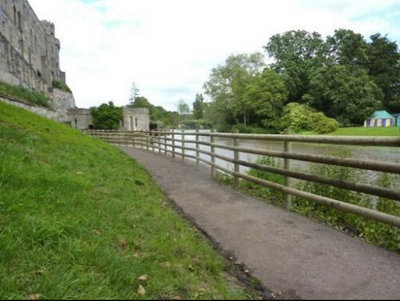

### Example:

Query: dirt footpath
xmin=121 ymin=147 xmax=400 ymax=300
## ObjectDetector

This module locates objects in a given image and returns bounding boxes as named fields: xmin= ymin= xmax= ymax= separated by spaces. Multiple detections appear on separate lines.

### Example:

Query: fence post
xmin=146 ymin=131 xmax=149 ymax=150
xmin=196 ymin=127 xmax=200 ymax=167
xmin=284 ymin=128 xmax=292 ymax=209
xmin=182 ymin=130 xmax=185 ymax=162
xmin=165 ymin=130 xmax=168 ymax=156
xmin=210 ymin=129 xmax=216 ymax=178
xmin=233 ymin=129 xmax=239 ymax=189
xmin=172 ymin=130 xmax=176 ymax=158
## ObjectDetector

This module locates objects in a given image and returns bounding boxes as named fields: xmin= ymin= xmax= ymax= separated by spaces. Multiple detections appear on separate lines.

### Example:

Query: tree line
xmin=198 ymin=29 xmax=400 ymax=133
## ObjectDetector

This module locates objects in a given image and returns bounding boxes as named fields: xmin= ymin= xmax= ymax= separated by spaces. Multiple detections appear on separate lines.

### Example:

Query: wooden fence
xmin=86 ymin=129 xmax=400 ymax=227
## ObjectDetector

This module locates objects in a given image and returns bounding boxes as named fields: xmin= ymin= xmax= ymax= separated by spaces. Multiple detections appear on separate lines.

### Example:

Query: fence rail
xmin=86 ymin=129 xmax=400 ymax=227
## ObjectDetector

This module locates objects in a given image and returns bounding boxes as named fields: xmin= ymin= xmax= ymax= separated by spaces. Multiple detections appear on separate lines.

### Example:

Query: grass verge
xmin=0 ymin=81 xmax=50 ymax=108
xmin=0 ymin=101 xmax=259 ymax=300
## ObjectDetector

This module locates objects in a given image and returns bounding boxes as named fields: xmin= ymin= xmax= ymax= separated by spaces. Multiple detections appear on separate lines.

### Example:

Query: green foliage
xmin=303 ymin=64 xmax=383 ymax=125
xmin=243 ymin=69 xmax=288 ymax=129
xmin=292 ymin=165 xmax=400 ymax=252
xmin=0 ymin=101 xmax=258 ymax=299
xmin=309 ymin=112 xmax=340 ymax=134
xmin=204 ymin=53 xmax=266 ymax=126
xmin=52 ymin=80 xmax=72 ymax=93
xmin=240 ymin=157 xmax=285 ymax=205
xmin=367 ymin=34 xmax=400 ymax=112
xmin=265 ymin=30 xmax=327 ymax=103
xmin=192 ymin=93 xmax=204 ymax=120
xmin=0 ymin=80 xmax=50 ymax=107
xmin=281 ymin=103 xmax=339 ymax=134
xmin=91 ymin=101 xmax=123 ymax=130
xmin=177 ymin=100 xmax=190 ymax=115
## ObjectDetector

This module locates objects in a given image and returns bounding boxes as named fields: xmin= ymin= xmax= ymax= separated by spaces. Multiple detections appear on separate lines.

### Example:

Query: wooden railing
xmin=86 ymin=129 xmax=400 ymax=227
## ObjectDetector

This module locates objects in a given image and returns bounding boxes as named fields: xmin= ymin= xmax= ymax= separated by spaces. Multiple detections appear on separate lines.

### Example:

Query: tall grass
xmin=0 ymin=81 xmax=50 ymax=107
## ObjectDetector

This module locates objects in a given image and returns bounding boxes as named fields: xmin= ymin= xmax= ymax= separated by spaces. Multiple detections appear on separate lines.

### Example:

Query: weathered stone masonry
xmin=0 ymin=0 xmax=65 ymax=92
xmin=0 ymin=0 xmax=150 ymax=131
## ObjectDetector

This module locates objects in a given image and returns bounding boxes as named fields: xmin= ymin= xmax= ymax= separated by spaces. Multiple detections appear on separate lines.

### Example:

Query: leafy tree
xmin=326 ymin=29 xmax=369 ymax=66
xmin=265 ymin=30 xmax=327 ymax=103
xmin=243 ymin=69 xmax=288 ymax=129
xmin=177 ymin=100 xmax=190 ymax=115
xmin=204 ymin=52 xmax=265 ymax=125
xmin=303 ymin=64 xmax=383 ymax=125
xmin=91 ymin=101 xmax=123 ymax=130
xmin=367 ymin=33 xmax=400 ymax=112
xmin=192 ymin=93 xmax=204 ymax=120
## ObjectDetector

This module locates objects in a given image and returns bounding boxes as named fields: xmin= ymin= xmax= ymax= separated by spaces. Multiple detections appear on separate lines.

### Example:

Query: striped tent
xmin=364 ymin=111 xmax=395 ymax=128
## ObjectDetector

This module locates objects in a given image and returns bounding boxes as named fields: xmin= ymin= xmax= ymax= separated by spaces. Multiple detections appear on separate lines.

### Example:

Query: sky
xmin=28 ymin=0 xmax=400 ymax=111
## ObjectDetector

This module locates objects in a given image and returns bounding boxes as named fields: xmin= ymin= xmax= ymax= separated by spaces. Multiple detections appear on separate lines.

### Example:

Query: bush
xmin=281 ymin=102 xmax=339 ymax=134
xmin=52 ymin=80 xmax=72 ymax=93
xmin=0 ymin=81 xmax=50 ymax=107
xmin=309 ymin=112 xmax=339 ymax=134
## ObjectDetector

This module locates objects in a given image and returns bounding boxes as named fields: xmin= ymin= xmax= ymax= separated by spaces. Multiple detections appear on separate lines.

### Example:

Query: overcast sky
xmin=28 ymin=0 xmax=400 ymax=111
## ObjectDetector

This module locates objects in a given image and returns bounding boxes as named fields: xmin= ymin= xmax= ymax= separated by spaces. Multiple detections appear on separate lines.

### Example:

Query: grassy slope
xmin=330 ymin=127 xmax=400 ymax=136
xmin=0 ymin=101 xmax=257 ymax=300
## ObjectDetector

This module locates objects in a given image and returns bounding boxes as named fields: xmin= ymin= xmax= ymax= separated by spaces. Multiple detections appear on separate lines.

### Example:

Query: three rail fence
xmin=87 ymin=129 xmax=400 ymax=227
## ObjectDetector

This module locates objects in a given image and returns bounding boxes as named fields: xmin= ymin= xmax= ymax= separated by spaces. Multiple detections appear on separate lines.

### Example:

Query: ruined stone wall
xmin=0 ymin=0 xmax=65 ymax=93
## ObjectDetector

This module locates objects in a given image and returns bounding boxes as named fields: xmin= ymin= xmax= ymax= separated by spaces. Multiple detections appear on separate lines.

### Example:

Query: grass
xmin=52 ymin=81 xmax=72 ymax=93
xmin=0 ymin=81 xmax=50 ymax=108
xmin=0 ymin=101 xmax=258 ymax=300
xmin=329 ymin=127 xmax=400 ymax=136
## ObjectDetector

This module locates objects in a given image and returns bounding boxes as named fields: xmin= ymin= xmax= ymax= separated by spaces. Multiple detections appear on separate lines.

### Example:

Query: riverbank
xmin=0 ymin=102 xmax=258 ymax=300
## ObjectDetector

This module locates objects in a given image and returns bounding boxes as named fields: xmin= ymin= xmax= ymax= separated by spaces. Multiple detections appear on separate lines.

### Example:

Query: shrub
xmin=281 ymin=102 xmax=339 ymax=134
xmin=52 ymin=80 xmax=72 ymax=93
xmin=309 ymin=112 xmax=339 ymax=134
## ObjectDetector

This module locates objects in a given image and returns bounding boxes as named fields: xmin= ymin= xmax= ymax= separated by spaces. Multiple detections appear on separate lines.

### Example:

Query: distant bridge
xmin=87 ymin=129 xmax=400 ymax=299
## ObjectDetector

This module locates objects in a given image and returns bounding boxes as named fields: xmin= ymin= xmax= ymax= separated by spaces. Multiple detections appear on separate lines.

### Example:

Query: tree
xmin=91 ymin=101 xmax=123 ymax=129
xmin=303 ymin=64 xmax=383 ymax=125
xmin=177 ymin=100 xmax=190 ymax=115
xmin=243 ymin=68 xmax=288 ymax=129
xmin=265 ymin=30 xmax=327 ymax=103
xmin=326 ymin=29 xmax=369 ymax=67
xmin=192 ymin=93 xmax=204 ymax=120
xmin=129 ymin=82 xmax=140 ymax=106
xmin=367 ymin=33 xmax=400 ymax=112
xmin=204 ymin=52 xmax=266 ymax=125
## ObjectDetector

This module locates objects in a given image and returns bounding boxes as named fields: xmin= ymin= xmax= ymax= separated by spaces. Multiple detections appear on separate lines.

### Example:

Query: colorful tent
xmin=364 ymin=111 xmax=395 ymax=128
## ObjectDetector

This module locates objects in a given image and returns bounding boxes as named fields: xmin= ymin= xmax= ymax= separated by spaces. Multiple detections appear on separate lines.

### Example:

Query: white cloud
xmin=28 ymin=0 xmax=400 ymax=111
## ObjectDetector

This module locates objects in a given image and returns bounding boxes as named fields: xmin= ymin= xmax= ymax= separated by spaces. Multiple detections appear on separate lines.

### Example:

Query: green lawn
xmin=0 ymin=101 xmax=258 ymax=300
xmin=329 ymin=126 xmax=400 ymax=136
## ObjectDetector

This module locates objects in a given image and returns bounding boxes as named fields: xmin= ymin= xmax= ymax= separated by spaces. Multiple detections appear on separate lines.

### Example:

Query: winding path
xmin=120 ymin=147 xmax=400 ymax=300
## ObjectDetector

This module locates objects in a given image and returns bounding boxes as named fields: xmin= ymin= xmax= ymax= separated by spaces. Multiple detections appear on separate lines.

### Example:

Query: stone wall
xmin=0 ymin=0 xmax=65 ymax=93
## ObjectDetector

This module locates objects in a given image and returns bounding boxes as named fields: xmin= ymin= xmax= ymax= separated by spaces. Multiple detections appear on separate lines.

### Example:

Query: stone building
xmin=122 ymin=108 xmax=150 ymax=131
xmin=0 ymin=0 xmax=66 ymax=92
xmin=67 ymin=107 xmax=150 ymax=131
